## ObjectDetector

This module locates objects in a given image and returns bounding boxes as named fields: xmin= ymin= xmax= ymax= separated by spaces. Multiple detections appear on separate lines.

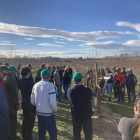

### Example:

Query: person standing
xmin=126 ymin=69 xmax=137 ymax=103
xmin=19 ymin=66 xmax=36 ymax=140
xmin=122 ymin=67 xmax=127 ymax=95
xmin=114 ymin=68 xmax=126 ymax=104
xmin=27 ymin=64 xmax=34 ymax=84
xmin=98 ymin=68 xmax=105 ymax=92
xmin=40 ymin=64 xmax=46 ymax=70
xmin=35 ymin=69 xmax=42 ymax=83
xmin=112 ymin=66 xmax=117 ymax=98
xmin=0 ymin=66 xmax=9 ymax=140
xmin=68 ymin=72 xmax=93 ymax=140
xmin=59 ymin=66 xmax=63 ymax=95
xmin=54 ymin=66 xmax=61 ymax=102
xmin=101 ymin=67 xmax=113 ymax=101
xmin=50 ymin=66 xmax=56 ymax=84
xmin=63 ymin=67 xmax=71 ymax=99
xmin=67 ymin=65 xmax=73 ymax=85
xmin=31 ymin=69 xmax=57 ymax=140
xmin=4 ymin=66 xmax=19 ymax=140
xmin=118 ymin=97 xmax=140 ymax=140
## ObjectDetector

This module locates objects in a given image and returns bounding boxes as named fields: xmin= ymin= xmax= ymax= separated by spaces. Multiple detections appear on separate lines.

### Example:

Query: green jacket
xmin=4 ymin=74 xmax=19 ymax=106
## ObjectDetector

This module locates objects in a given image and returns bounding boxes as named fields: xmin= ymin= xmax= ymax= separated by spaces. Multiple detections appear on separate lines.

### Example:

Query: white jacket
xmin=30 ymin=79 xmax=57 ymax=116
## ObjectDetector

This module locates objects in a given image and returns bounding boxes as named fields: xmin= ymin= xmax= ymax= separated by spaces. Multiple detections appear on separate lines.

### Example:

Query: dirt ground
xmin=92 ymin=101 xmax=122 ymax=140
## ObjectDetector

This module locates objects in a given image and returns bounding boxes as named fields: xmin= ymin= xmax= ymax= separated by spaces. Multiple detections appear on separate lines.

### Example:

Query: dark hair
xmin=53 ymin=66 xmax=55 ymax=69
xmin=27 ymin=64 xmax=32 ymax=68
xmin=0 ymin=65 xmax=8 ymax=72
xmin=21 ymin=66 xmax=31 ymax=77
xmin=3 ymin=63 xmax=9 ymax=67
xmin=122 ymin=67 xmax=125 ymax=69
xmin=74 ymin=78 xmax=82 ymax=84
xmin=40 ymin=64 xmax=46 ymax=69
xmin=37 ymin=69 xmax=42 ymax=74
xmin=57 ymin=67 xmax=60 ymax=69
xmin=18 ymin=64 xmax=21 ymax=67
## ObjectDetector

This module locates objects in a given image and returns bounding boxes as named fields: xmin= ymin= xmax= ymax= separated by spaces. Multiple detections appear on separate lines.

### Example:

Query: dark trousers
xmin=63 ymin=84 xmax=70 ymax=99
xmin=8 ymin=104 xmax=17 ymax=139
xmin=127 ymin=88 xmax=136 ymax=102
xmin=115 ymin=84 xmax=124 ymax=102
xmin=22 ymin=107 xmax=35 ymax=140
xmin=113 ymin=84 xmax=117 ymax=98
xmin=72 ymin=118 xmax=92 ymax=140
xmin=38 ymin=114 xmax=57 ymax=140
xmin=0 ymin=115 xmax=8 ymax=140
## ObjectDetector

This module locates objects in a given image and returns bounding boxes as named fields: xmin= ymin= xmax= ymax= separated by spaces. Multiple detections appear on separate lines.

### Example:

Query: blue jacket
xmin=0 ymin=85 xmax=9 ymax=118
xmin=126 ymin=74 xmax=137 ymax=89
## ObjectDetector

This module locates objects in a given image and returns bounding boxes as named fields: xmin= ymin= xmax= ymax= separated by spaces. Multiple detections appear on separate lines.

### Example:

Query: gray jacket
xmin=118 ymin=114 xmax=140 ymax=140
xmin=54 ymin=71 xmax=60 ymax=85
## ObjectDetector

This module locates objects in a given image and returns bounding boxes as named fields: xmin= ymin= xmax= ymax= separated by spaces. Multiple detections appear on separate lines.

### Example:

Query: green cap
xmin=8 ymin=66 xmax=19 ymax=72
xmin=41 ymin=69 xmax=50 ymax=77
xmin=112 ymin=66 xmax=116 ymax=70
xmin=98 ymin=68 xmax=100 ymax=70
xmin=55 ymin=65 xmax=58 ymax=68
xmin=73 ymin=72 xmax=85 ymax=81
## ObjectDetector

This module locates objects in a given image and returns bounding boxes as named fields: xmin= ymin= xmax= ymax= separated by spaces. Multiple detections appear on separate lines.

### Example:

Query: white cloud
xmin=0 ymin=22 xmax=133 ymax=42
xmin=24 ymin=38 xmax=34 ymax=40
xmin=0 ymin=41 xmax=15 ymax=46
xmin=24 ymin=43 xmax=28 ymax=44
xmin=55 ymin=41 xmax=67 ymax=44
xmin=38 ymin=43 xmax=64 ymax=47
xmin=53 ymin=38 xmax=58 ymax=39
xmin=116 ymin=21 xmax=140 ymax=32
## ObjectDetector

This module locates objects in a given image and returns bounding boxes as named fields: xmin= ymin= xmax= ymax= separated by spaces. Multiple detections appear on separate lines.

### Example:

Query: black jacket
xmin=19 ymin=78 xmax=36 ymax=114
xmin=68 ymin=85 xmax=93 ymax=121
xmin=122 ymin=71 xmax=127 ymax=79
xmin=68 ymin=68 xmax=73 ymax=76
xmin=59 ymin=70 xmax=63 ymax=81
xmin=35 ymin=74 xmax=41 ymax=83
xmin=63 ymin=71 xmax=71 ymax=84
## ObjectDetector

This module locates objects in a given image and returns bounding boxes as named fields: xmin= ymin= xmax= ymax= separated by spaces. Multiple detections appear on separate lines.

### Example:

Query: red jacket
xmin=115 ymin=72 xmax=126 ymax=85
xmin=0 ymin=79 xmax=7 ymax=98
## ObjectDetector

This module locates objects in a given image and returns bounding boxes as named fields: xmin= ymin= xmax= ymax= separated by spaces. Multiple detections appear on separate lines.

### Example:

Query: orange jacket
xmin=115 ymin=72 xmax=126 ymax=84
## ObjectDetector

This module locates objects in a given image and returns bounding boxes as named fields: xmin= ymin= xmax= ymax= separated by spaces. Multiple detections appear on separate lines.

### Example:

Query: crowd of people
xmin=0 ymin=62 xmax=140 ymax=140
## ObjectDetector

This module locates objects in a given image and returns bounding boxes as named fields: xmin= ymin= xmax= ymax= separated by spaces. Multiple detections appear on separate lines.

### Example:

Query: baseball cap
xmin=98 ymin=68 xmax=100 ymax=70
xmin=55 ymin=65 xmax=58 ymax=68
xmin=88 ymin=67 xmax=91 ymax=69
xmin=73 ymin=72 xmax=85 ymax=81
xmin=41 ymin=69 xmax=50 ymax=77
xmin=112 ymin=66 xmax=116 ymax=69
xmin=8 ymin=66 xmax=19 ymax=72
xmin=106 ymin=67 xmax=110 ymax=70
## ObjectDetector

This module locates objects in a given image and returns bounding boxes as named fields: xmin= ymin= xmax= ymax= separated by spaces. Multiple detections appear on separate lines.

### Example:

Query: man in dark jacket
xmin=50 ymin=66 xmax=56 ymax=84
xmin=59 ymin=66 xmax=63 ymax=95
xmin=126 ymin=69 xmax=137 ymax=102
xmin=118 ymin=97 xmax=140 ymax=140
xmin=101 ymin=67 xmax=113 ymax=101
xmin=19 ymin=66 xmax=36 ymax=140
xmin=0 ymin=65 xmax=9 ymax=140
xmin=4 ymin=66 xmax=19 ymax=140
xmin=68 ymin=72 xmax=93 ymax=140
xmin=67 ymin=65 xmax=73 ymax=85
xmin=122 ymin=67 xmax=127 ymax=95
xmin=35 ymin=69 xmax=42 ymax=83
xmin=27 ymin=64 xmax=34 ymax=84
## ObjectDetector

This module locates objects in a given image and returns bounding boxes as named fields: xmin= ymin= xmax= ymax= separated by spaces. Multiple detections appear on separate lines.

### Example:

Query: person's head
xmin=27 ymin=64 xmax=32 ymax=70
xmin=100 ymin=68 xmax=104 ymax=73
xmin=127 ymin=68 xmax=133 ymax=75
xmin=65 ymin=67 xmax=69 ymax=72
xmin=8 ymin=66 xmax=19 ymax=77
xmin=53 ymin=66 xmax=56 ymax=71
xmin=0 ymin=65 xmax=8 ymax=80
xmin=67 ymin=65 xmax=70 ymax=69
xmin=0 ymin=63 xmax=3 ymax=65
xmin=106 ymin=67 xmax=110 ymax=72
xmin=98 ymin=68 xmax=100 ymax=72
xmin=37 ymin=69 xmax=42 ymax=75
xmin=73 ymin=72 xmax=85 ymax=85
xmin=47 ymin=66 xmax=51 ymax=72
xmin=56 ymin=66 xmax=60 ymax=72
xmin=116 ymin=68 xmax=121 ymax=73
xmin=40 ymin=64 xmax=46 ymax=70
xmin=18 ymin=64 xmax=21 ymax=68
xmin=122 ymin=67 xmax=126 ymax=72
xmin=20 ymin=66 xmax=31 ymax=78
xmin=4 ymin=63 xmax=9 ymax=67
xmin=41 ymin=69 xmax=51 ymax=80
xmin=112 ymin=66 xmax=116 ymax=72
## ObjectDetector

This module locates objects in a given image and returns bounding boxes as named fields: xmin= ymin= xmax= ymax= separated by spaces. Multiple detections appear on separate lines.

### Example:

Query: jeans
xmin=0 ymin=115 xmax=8 ymax=140
xmin=38 ymin=114 xmax=57 ymax=140
xmin=115 ymin=84 xmax=124 ymax=102
xmin=63 ymin=84 xmax=70 ymax=99
xmin=127 ymin=88 xmax=136 ymax=102
xmin=55 ymin=85 xmax=60 ymax=101
xmin=60 ymin=80 xmax=63 ymax=95
xmin=101 ymin=83 xmax=113 ymax=98
xmin=72 ymin=118 xmax=92 ymax=140
xmin=122 ymin=81 xmax=126 ymax=95
xmin=22 ymin=107 xmax=35 ymax=140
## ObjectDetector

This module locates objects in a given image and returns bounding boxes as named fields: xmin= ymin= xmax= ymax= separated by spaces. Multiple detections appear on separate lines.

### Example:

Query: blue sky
xmin=0 ymin=0 xmax=140 ymax=58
